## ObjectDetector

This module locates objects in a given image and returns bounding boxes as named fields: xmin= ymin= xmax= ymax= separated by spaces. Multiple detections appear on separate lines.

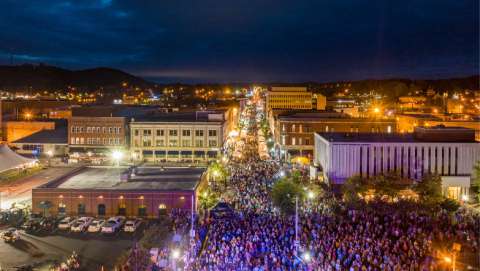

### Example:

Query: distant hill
xmin=0 ymin=64 xmax=155 ymax=92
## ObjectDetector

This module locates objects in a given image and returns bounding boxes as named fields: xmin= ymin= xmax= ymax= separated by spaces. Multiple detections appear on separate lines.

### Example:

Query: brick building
xmin=32 ymin=167 xmax=206 ymax=218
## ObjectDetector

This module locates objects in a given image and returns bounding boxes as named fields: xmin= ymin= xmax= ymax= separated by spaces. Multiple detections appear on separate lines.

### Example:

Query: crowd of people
xmin=185 ymin=102 xmax=480 ymax=270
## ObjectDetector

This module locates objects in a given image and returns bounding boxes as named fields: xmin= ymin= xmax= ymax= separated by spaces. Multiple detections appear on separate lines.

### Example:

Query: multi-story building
xmin=313 ymin=126 xmax=480 ymax=200
xmin=274 ymin=111 xmax=396 ymax=161
xmin=397 ymin=113 xmax=480 ymax=141
xmin=68 ymin=106 xmax=129 ymax=157
xmin=266 ymin=87 xmax=313 ymax=110
xmin=130 ymin=111 xmax=227 ymax=164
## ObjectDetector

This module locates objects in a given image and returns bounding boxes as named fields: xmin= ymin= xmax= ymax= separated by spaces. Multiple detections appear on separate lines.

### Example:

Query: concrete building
xmin=32 ymin=167 xmax=206 ymax=218
xmin=130 ymin=111 xmax=227 ymax=164
xmin=266 ymin=87 xmax=313 ymax=110
xmin=274 ymin=111 xmax=396 ymax=162
xmin=313 ymin=126 xmax=480 ymax=200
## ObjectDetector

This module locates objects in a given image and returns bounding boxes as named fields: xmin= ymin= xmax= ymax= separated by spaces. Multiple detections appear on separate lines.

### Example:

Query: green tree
xmin=198 ymin=189 xmax=220 ymax=210
xmin=342 ymin=175 xmax=370 ymax=203
xmin=271 ymin=178 xmax=304 ymax=215
xmin=373 ymin=172 xmax=403 ymax=200
xmin=440 ymin=198 xmax=460 ymax=213
xmin=414 ymin=173 xmax=443 ymax=206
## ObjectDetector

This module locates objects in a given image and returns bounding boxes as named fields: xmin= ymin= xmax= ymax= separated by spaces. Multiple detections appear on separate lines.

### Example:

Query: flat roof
xmin=316 ymin=131 xmax=477 ymax=143
xmin=53 ymin=167 xmax=204 ymax=191
xmin=131 ymin=111 xmax=224 ymax=123
xmin=12 ymin=126 xmax=68 ymax=144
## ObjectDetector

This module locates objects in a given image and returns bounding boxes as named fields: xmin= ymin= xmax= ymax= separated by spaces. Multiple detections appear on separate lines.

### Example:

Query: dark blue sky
xmin=0 ymin=0 xmax=478 ymax=83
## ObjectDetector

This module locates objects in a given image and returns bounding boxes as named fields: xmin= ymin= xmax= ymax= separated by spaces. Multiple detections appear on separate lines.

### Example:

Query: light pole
xmin=171 ymin=249 xmax=180 ymax=271
xmin=295 ymin=196 xmax=299 ymax=255
xmin=46 ymin=150 xmax=53 ymax=166
xmin=112 ymin=150 xmax=123 ymax=166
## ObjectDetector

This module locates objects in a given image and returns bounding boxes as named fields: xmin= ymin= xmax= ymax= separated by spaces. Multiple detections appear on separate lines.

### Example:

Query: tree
xmin=414 ymin=173 xmax=443 ymax=206
xmin=198 ymin=189 xmax=220 ymax=210
xmin=372 ymin=172 xmax=403 ymax=200
xmin=342 ymin=175 xmax=370 ymax=203
xmin=440 ymin=198 xmax=460 ymax=213
xmin=271 ymin=178 xmax=304 ymax=215
xmin=472 ymin=160 xmax=480 ymax=202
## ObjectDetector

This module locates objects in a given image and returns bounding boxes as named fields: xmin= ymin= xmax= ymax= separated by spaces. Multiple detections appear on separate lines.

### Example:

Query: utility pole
xmin=295 ymin=196 xmax=299 ymax=255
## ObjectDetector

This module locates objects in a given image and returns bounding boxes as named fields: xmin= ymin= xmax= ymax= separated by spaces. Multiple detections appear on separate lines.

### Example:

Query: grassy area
xmin=0 ymin=165 xmax=44 ymax=186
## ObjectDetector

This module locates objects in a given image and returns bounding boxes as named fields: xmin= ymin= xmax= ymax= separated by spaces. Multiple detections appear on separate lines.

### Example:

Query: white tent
xmin=0 ymin=144 xmax=37 ymax=173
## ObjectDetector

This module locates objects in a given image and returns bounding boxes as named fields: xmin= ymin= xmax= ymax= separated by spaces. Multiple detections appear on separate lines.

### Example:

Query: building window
xmin=156 ymin=139 xmax=165 ymax=147
xmin=325 ymin=126 xmax=329 ymax=132
xmin=387 ymin=126 xmax=392 ymax=133
xmin=156 ymin=130 xmax=164 ymax=136
xmin=291 ymin=137 xmax=296 ymax=145
xmin=182 ymin=140 xmax=191 ymax=147
xmin=134 ymin=129 xmax=139 ymax=136
xmin=71 ymin=126 xmax=75 ymax=133
xmin=144 ymin=129 xmax=152 ymax=136
xmin=208 ymin=130 xmax=217 ymax=137
xmin=182 ymin=130 xmax=191 ymax=137
xmin=291 ymin=124 xmax=296 ymax=133
xmin=143 ymin=139 xmax=151 ymax=147
xmin=195 ymin=130 xmax=204 ymax=137
xmin=208 ymin=140 xmax=217 ymax=147
xmin=87 ymin=127 xmax=91 ymax=133
xmin=169 ymin=139 xmax=178 ymax=147
xmin=195 ymin=139 xmax=203 ymax=147
xmin=169 ymin=130 xmax=178 ymax=136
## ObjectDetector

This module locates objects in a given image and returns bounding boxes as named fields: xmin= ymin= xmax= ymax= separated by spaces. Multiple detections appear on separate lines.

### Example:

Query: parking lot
xmin=0 ymin=229 xmax=136 ymax=270
xmin=0 ymin=213 xmax=157 ymax=270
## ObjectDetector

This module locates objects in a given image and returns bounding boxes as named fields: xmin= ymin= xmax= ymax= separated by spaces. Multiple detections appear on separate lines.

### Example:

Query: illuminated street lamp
xmin=307 ymin=191 xmax=315 ymax=200
xmin=111 ymin=150 xmax=123 ymax=166
xmin=171 ymin=249 xmax=181 ymax=270
xmin=46 ymin=150 xmax=53 ymax=166
xmin=302 ymin=251 xmax=312 ymax=262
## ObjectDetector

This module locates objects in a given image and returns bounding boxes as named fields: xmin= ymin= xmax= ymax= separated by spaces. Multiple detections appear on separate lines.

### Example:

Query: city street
xmin=0 ymin=167 xmax=79 ymax=209
xmin=0 ymin=230 xmax=135 ymax=270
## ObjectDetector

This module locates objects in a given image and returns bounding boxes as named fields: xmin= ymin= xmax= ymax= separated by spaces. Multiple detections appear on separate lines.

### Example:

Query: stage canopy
xmin=0 ymin=144 xmax=36 ymax=173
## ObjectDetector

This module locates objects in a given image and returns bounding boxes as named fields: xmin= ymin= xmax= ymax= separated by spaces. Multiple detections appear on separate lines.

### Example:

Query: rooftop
xmin=12 ymin=126 xmax=68 ymax=144
xmin=50 ymin=167 xmax=205 ymax=191
xmin=131 ymin=111 xmax=225 ymax=123
xmin=317 ymin=126 xmax=477 ymax=143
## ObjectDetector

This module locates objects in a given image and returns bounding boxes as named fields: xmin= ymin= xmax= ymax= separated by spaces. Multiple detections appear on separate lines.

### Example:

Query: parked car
xmin=87 ymin=219 xmax=106 ymax=233
xmin=124 ymin=219 xmax=142 ymax=233
xmin=57 ymin=217 xmax=76 ymax=230
xmin=70 ymin=217 xmax=93 ymax=232
xmin=101 ymin=216 xmax=125 ymax=234
xmin=2 ymin=228 xmax=20 ymax=243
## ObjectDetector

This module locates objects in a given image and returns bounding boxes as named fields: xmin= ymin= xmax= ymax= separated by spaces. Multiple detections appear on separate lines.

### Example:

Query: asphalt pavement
xmin=0 ymin=230 xmax=137 ymax=270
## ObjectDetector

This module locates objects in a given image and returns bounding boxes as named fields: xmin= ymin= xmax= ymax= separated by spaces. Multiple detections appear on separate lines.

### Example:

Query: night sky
xmin=0 ymin=0 xmax=478 ymax=83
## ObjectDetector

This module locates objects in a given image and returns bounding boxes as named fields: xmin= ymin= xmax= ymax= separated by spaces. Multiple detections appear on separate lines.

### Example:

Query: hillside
xmin=0 ymin=64 xmax=154 ymax=91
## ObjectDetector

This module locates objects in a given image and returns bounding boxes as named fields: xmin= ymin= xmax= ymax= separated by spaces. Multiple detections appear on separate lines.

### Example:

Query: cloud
xmin=0 ymin=0 xmax=477 ymax=82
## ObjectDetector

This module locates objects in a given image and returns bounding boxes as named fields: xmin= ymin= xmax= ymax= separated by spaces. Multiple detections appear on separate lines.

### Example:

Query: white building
xmin=313 ymin=126 xmax=480 ymax=200
xmin=129 ymin=111 xmax=227 ymax=164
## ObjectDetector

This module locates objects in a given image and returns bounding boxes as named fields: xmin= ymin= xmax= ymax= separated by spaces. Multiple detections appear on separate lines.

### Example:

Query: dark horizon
xmin=0 ymin=1 xmax=478 ymax=83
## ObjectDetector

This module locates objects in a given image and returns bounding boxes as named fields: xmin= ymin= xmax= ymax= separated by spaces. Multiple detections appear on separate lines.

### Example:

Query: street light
xmin=111 ymin=150 xmax=123 ymax=166
xmin=307 ymin=191 xmax=315 ymax=199
xmin=172 ymin=249 xmax=180 ymax=259
xmin=302 ymin=251 xmax=312 ymax=262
